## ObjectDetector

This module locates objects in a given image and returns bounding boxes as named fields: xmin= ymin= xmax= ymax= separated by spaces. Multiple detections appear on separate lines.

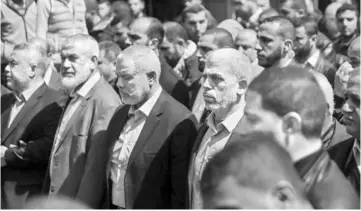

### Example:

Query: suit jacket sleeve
xmin=169 ymin=115 xmax=197 ymax=208
xmin=4 ymin=103 xmax=62 ymax=168
xmin=75 ymin=98 xmax=121 ymax=208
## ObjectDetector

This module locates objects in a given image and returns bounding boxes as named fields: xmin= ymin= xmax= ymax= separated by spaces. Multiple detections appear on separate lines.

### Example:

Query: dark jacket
xmin=295 ymin=150 xmax=360 ymax=208
xmin=333 ymin=33 xmax=359 ymax=57
xmin=322 ymin=118 xmax=352 ymax=149
xmin=328 ymin=138 xmax=360 ymax=195
xmin=104 ymin=90 xmax=197 ymax=209
xmin=1 ymin=84 xmax=63 ymax=209
xmin=42 ymin=77 xmax=122 ymax=208
xmin=159 ymin=54 xmax=190 ymax=108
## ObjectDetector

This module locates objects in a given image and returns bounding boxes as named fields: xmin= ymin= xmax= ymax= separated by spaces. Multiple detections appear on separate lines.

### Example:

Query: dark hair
xmin=201 ymin=131 xmax=307 ymax=199
xmin=98 ymin=0 xmax=110 ymax=5
xmin=145 ymin=17 xmax=165 ymax=44
xmin=99 ymin=41 xmax=121 ymax=62
xmin=259 ymin=15 xmax=296 ymax=41
xmin=202 ymin=28 xmax=235 ymax=49
xmin=294 ymin=16 xmax=318 ymax=37
xmin=163 ymin=21 xmax=189 ymax=42
xmin=181 ymin=3 xmax=207 ymax=23
xmin=248 ymin=66 xmax=327 ymax=138
xmin=111 ymin=0 xmax=133 ymax=26
xmin=336 ymin=3 xmax=359 ymax=18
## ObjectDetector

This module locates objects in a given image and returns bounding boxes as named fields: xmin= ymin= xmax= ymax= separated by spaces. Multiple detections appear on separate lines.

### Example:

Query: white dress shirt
xmin=305 ymin=49 xmax=321 ymax=69
xmin=190 ymin=102 xmax=245 ymax=209
xmin=111 ymin=87 xmax=162 ymax=208
xmin=8 ymin=82 xmax=44 ymax=128
xmin=50 ymin=71 xmax=101 ymax=177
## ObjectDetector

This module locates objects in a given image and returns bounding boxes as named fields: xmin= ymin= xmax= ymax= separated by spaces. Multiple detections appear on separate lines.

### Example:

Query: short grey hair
xmin=116 ymin=45 xmax=161 ymax=80
xmin=205 ymin=48 xmax=252 ymax=84
xmin=62 ymin=34 xmax=100 ymax=58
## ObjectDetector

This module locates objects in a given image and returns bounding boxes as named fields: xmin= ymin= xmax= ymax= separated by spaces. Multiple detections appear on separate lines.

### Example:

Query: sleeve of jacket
xmin=75 ymin=97 xmax=121 ymax=208
xmin=169 ymin=114 xmax=197 ymax=208
xmin=4 ymin=102 xmax=62 ymax=168
xmin=36 ymin=0 xmax=51 ymax=40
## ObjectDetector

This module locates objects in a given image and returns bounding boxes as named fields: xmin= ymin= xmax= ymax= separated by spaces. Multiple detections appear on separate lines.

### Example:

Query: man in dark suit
xmin=43 ymin=35 xmax=122 ymax=208
xmin=104 ymin=45 xmax=197 ymax=209
xmin=188 ymin=48 xmax=252 ymax=209
xmin=294 ymin=16 xmax=337 ymax=87
xmin=1 ymin=43 xmax=63 ymax=209
xmin=329 ymin=68 xmax=360 ymax=195
xmin=239 ymin=66 xmax=360 ymax=208
xmin=125 ymin=17 xmax=190 ymax=108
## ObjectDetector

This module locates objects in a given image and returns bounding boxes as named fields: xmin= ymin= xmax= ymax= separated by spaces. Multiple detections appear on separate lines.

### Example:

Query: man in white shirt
xmin=1 ymin=42 xmax=63 ymax=209
xmin=104 ymin=45 xmax=197 ymax=209
xmin=43 ymin=34 xmax=121 ymax=208
xmin=188 ymin=48 xmax=252 ymax=209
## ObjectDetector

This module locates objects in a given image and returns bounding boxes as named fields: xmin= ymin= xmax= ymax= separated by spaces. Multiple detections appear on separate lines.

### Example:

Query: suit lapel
xmin=1 ymin=95 xmax=15 ymax=138
xmin=126 ymin=92 xmax=165 ymax=169
xmin=2 ymin=84 xmax=47 ymax=143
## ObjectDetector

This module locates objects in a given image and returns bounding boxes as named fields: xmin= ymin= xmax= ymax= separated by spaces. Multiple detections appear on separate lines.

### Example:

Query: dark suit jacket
xmin=43 ymin=77 xmax=122 ymax=208
xmin=159 ymin=54 xmax=190 ymax=108
xmin=1 ymin=84 xmax=63 ymax=209
xmin=329 ymin=138 xmax=360 ymax=195
xmin=104 ymin=90 xmax=197 ymax=209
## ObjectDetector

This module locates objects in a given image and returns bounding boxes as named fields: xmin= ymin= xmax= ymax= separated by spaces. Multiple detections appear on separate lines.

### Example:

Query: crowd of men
xmin=0 ymin=0 xmax=360 ymax=209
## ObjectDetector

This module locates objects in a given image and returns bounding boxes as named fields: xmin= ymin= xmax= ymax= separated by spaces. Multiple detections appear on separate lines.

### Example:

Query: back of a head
xmin=202 ymin=28 xmax=235 ymax=49
xmin=259 ymin=15 xmax=296 ymax=42
xmin=249 ymin=66 xmax=327 ymax=139
xmin=181 ymin=3 xmax=206 ymax=23
xmin=280 ymin=0 xmax=308 ymax=14
xmin=325 ymin=2 xmax=343 ymax=18
xmin=201 ymin=131 xmax=309 ymax=208
xmin=217 ymin=19 xmax=244 ymax=40
xmin=206 ymin=48 xmax=252 ymax=83
xmin=117 ymin=45 xmax=161 ymax=79
xmin=24 ymin=195 xmax=90 ymax=209
xmin=99 ymin=41 xmax=121 ymax=62
xmin=163 ymin=21 xmax=189 ymax=42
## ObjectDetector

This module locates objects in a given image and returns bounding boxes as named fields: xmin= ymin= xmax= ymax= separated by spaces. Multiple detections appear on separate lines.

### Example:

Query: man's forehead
xmin=198 ymin=35 xmax=217 ymax=46
xmin=338 ymin=10 xmax=357 ymax=18
xmin=258 ymin=23 xmax=278 ymax=38
xmin=129 ymin=20 xmax=149 ymax=34
xmin=186 ymin=11 xmax=207 ymax=21
xmin=62 ymin=42 xmax=88 ymax=56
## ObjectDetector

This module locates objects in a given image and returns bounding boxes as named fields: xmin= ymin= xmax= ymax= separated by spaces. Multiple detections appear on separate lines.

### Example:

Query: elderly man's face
xmin=342 ymin=71 xmax=360 ymax=139
xmin=183 ymin=11 xmax=208 ymax=43
xmin=202 ymin=58 xmax=240 ymax=112
xmin=5 ymin=50 xmax=32 ymax=92
xmin=60 ymin=42 xmax=94 ymax=90
xmin=239 ymin=90 xmax=286 ymax=146
xmin=116 ymin=56 xmax=151 ymax=105
xmin=257 ymin=23 xmax=285 ymax=68
xmin=337 ymin=10 xmax=358 ymax=37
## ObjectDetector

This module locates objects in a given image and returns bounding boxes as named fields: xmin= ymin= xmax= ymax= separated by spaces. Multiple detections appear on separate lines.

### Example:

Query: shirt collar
xmin=129 ymin=87 xmax=162 ymax=117
xmin=71 ymin=71 xmax=101 ymax=98
xmin=306 ymin=50 xmax=320 ymax=68
xmin=353 ymin=138 xmax=360 ymax=155
xmin=15 ymin=81 xmax=44 ymax=102
xmin=206 ymin=100 xmax=246 ymax=134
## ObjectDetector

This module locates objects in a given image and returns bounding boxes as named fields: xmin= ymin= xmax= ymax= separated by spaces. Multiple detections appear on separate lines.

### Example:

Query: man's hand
xmin=334 ymin=61 xmax=353 ymax=98
xmin=1 ymin=145 xmax=8 ymax=167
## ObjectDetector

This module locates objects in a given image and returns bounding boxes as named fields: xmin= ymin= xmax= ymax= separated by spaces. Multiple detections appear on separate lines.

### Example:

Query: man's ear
xmin=237 ymin=78 xmax=248 ymax=96
xmin=297 ymin=9 xmax=306 ymax=18
xmin=146 ymin=71 xmax=157 ymax=85
xmin=271 ymin=180 xmax=296 ymax=209
xmin=148 ymin=38 xmax=159 ymax=50
xmin=29 ymin=64 xmax=37 ymax=78
xmin=90 ymin=56 xmax=98 ymax=70
xmin=284 ymin=39 xmax=294 ymax=52
xmin=282 ymin=112 xmax=302 ymax=137
xmin=310 ymin=34 xmax=317 ymax=45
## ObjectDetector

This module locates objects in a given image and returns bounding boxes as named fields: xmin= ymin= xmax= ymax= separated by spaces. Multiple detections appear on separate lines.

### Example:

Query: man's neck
xmin=133 ymin=83 xmax=161 ymax=110
xmin=213 ymin=95 xmax=245 ymax=125
xmin=289 ymin=134 xmax=322 ymax=162
xmin=271 ymin=56 xmax=293 ymax=69
xmin=14 ymin=79 xmax=43 ymax=97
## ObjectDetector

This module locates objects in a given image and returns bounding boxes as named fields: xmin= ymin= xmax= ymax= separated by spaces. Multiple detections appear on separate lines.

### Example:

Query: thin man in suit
xmin=43 ymin=34 xmax=122 ymax=208
xmin=1 ymin=43 xmax=63 ymax=209
xmin=104 ymin=45 xmax=197 ymax=209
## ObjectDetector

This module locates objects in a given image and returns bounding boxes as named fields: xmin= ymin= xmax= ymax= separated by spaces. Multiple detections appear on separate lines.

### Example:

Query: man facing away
xmin=188 ymin=48 xmax=252 ymax=209
xmin=43 ymin=34 xmax=122 ymax=208
xmin=104 ymin=45 xmax=197 ymax=209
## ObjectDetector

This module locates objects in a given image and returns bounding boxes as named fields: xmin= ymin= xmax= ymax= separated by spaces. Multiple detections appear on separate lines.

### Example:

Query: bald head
xmin=163 ymin=21 xmax=188 ymax=43
xmin=259 ymin=15 xmax=296 ymax=41
xmin=217 ymin=19 xmax=244 ymax=40
xmin=325 ymin=2 xmax=343 ymax=18
xmin=236 ymin=29 xmax=258 ymax=45
xmin=62 ymin=34 xmax=99 ymax=59
xmin=24 ymin=196 xmax=89 ymax=209
xmin=129 ymin=17 xmax=164 ymax=46
xmin=199 ymin=28 xmax=235 ymax=49
xmin=206 ymin=48 xmax=252 ymax=83
xmin=116 ymin=45 xmax=161 ymax=80
xmin=348 ymin=36 xmax=360 ymax=68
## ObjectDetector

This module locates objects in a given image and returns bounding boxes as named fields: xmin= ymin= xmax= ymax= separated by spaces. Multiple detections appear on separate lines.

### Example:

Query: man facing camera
xmin=104 ymin=45 xmax=197 ymax=209
xmin=1 ymin=43 xmax=63 ymax=209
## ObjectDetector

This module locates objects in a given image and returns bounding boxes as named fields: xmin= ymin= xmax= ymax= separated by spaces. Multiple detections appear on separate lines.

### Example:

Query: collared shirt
xmin=50 ymin=71 xmax=101 ymax=178
xmin=8 ymin=81 xmax=44 ymax=127
xmin=190 ymin=103 xmax=245 ymax=209
xmin=353 ymin=139 xmax=360 ymax=173
xmin=306 ymin=50 xmax=321 ymax=69
xmin=111 ymin=87 xmax=162 ymax=208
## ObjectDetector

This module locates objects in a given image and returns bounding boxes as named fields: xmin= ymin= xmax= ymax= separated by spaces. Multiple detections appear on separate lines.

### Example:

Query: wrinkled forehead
xmin=129 ymin=20 xmax=149 ymax=35
xmin=62 ymin=41 xmax=91 ymax=57
xmin=116 ymin=55 xmax=137 ymax=74
xmin=258 ymin=23 xmax=280 ymax=38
